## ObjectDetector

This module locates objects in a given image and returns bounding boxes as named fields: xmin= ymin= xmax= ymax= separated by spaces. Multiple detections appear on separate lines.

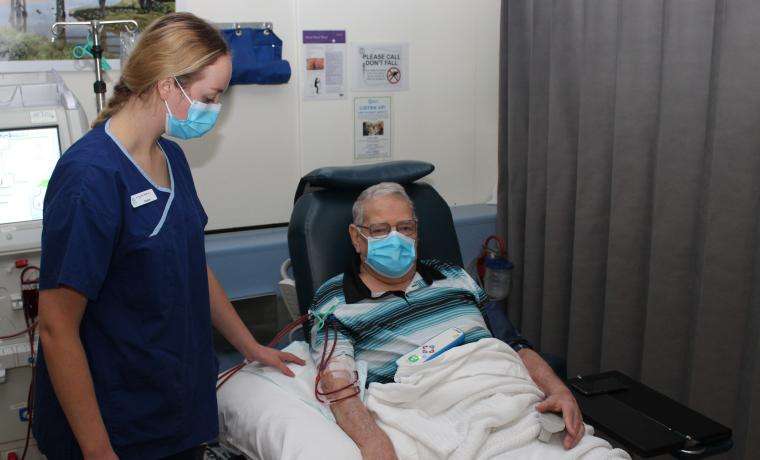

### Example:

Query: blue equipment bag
xmin=221 ymin=27 xmax=291 ymax=85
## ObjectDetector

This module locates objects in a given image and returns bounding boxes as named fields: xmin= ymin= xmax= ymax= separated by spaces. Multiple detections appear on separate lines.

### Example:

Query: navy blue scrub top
xmin=33 ymin=120 xmax=218 ymax=459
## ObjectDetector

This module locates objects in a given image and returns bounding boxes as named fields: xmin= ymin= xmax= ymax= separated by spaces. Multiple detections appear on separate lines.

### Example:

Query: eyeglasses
xmin=357 ymin=219 xmax=418 ymax=238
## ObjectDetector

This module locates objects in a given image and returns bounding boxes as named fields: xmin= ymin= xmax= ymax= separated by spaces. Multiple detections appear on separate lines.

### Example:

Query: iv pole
xmin=51 ymin=19 xmax=139 ymax=114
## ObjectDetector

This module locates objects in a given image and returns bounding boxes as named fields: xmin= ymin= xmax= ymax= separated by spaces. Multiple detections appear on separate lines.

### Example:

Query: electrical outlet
xmin=0 ymin=344 xmax=16 ymax=369
xmin=9 ymin=293 xmax=23 ymax=311
xmin=13 ymin=343 xmax=30 ymax=366
xmin=0 ymin=339 xmax=36 ymax=370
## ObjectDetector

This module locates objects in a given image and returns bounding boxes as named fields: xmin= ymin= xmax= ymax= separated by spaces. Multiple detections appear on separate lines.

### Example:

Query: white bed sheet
xmin=217 ymin=340 xmax=629 ymax=460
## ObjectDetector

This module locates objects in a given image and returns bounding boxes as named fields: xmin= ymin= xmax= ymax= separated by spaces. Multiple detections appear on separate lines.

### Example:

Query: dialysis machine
xmin=0 ymin=71 xmax=88 ymax=458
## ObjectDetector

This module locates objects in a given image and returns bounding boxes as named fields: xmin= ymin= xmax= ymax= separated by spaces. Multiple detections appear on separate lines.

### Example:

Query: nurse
xmin=33 ymin=12 xmax=304 ymax=460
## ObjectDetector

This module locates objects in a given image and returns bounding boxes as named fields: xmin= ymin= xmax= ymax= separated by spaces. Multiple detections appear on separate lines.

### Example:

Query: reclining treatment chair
xmin=285 ymin=161 xmax=563 ymax=373
xmin=284 ymin=161 xmax=733 ymax=459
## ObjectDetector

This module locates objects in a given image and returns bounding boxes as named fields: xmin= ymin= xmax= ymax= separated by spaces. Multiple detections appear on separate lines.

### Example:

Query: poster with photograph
xmin=352 ymin=43 xmax=409 ymax=91
xmin=354 ymin=97 xmax=391 ymax=161
xmin=302 ymin=30 xmax=346 ymax=100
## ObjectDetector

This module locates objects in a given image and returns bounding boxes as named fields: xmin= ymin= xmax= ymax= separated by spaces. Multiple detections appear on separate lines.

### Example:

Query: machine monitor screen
xmin=0 ymin=126 xmax=61 ymax=226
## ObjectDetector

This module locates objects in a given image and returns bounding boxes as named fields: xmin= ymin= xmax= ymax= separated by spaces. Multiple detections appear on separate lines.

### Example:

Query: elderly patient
xmin=309 ymin=182 xmax=584 ymax=460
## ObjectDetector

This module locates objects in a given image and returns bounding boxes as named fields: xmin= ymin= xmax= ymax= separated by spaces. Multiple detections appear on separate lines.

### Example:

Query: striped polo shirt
xmin=309 ymin=259 xmax=493 ymax=384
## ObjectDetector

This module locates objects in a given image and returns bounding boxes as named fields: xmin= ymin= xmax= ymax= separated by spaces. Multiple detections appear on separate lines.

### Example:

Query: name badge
xmin=130 ymin=189 xmax=158 ymax=208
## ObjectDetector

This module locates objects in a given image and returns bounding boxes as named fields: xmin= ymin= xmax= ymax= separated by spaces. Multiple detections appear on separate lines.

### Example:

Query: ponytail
xmin=91 ymin=79 xmax=132 ymax=127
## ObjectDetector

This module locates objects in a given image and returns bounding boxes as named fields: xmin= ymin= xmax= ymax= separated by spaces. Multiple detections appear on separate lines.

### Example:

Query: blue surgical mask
xmin=164 ymin=77 xmax=221 ymax=139
xmin=363 ymin=231 xmax=416 ymax=279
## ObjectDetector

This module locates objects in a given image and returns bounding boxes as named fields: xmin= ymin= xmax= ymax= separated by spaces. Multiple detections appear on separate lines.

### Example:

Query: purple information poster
xmin=302 ymin=30 xmax=347 ymax=100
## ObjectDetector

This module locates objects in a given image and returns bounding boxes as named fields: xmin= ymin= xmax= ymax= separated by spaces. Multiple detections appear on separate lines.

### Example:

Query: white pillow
xmin=217 ymin=341 xmax=362 ymax=460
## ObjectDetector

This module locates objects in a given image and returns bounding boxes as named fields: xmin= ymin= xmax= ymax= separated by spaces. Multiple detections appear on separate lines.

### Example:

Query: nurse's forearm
xmin=38 ymin=288 xmax=116 ymax=459
xmin=207 ymin=266 xmax=260 ymax=359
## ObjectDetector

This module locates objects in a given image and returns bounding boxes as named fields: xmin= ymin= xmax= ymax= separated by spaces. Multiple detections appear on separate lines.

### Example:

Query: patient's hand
xmin=516 ymin=348 xmax=585 ymax=449
xmin=536 ymin=388 xmax=585 ymax=449
xmin=248 ymin=343 xmax=305 ymax=377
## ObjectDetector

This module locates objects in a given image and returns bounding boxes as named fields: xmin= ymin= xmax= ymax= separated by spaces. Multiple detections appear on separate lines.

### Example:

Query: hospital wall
xmin=60 ymin=0 xmax=501 ymax=230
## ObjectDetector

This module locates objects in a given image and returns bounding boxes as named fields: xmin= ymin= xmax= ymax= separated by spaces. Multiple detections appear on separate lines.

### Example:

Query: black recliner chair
xmin=285 ymin=161 xmax=733 ymax=459
xmin=286 ymin=161 xmax=560 ymax=368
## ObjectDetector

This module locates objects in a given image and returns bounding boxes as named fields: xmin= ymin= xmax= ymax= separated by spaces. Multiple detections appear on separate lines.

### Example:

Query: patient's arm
xmin=320 ymin=369 xmax=398 ymax=460
xmin=518 ymin=348 xmax=585 ymax=449
xmin=308 ymin=299 xmax=396 ymax=458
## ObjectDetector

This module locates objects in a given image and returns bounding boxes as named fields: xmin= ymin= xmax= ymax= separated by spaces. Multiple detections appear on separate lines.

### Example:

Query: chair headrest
xmin=294 ymin=160 xmax=434 ymax=203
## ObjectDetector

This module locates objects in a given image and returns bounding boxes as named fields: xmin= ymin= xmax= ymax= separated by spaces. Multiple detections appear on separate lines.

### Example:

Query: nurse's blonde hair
xmin=92 ymin=12 xmax=229 ymax=127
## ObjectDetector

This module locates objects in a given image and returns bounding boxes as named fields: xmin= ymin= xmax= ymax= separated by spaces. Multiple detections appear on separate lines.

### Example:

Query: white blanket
xmin=365 ymin=338 xmax=631 ymax=460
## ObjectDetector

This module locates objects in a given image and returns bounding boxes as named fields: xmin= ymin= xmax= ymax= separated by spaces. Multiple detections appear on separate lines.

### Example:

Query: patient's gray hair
xmin=352 ymin=182 xmax=415 ymax=226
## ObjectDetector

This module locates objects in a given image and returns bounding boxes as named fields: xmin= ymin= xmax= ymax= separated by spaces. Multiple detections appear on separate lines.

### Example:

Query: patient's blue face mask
xmin=362 ymin=231 xmax=417 ymax=279
xmin=164 ymin=77 xmax=221 ymax=140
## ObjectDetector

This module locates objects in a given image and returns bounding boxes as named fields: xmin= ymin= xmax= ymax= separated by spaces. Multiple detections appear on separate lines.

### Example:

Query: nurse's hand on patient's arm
xmin=518 ymin=348 xmax=585 ymax=449
xmin=207 ymin=266 xmax=305 ymax=376
xmin=38 ymin=288 xmax=119 ymax=460
xmin=247 ymin=343 xmax=305 ymax=377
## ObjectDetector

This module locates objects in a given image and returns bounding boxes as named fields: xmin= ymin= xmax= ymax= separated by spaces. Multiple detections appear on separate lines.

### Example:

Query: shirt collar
xmin=342 ymin=256 xmax=446 ymax=304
